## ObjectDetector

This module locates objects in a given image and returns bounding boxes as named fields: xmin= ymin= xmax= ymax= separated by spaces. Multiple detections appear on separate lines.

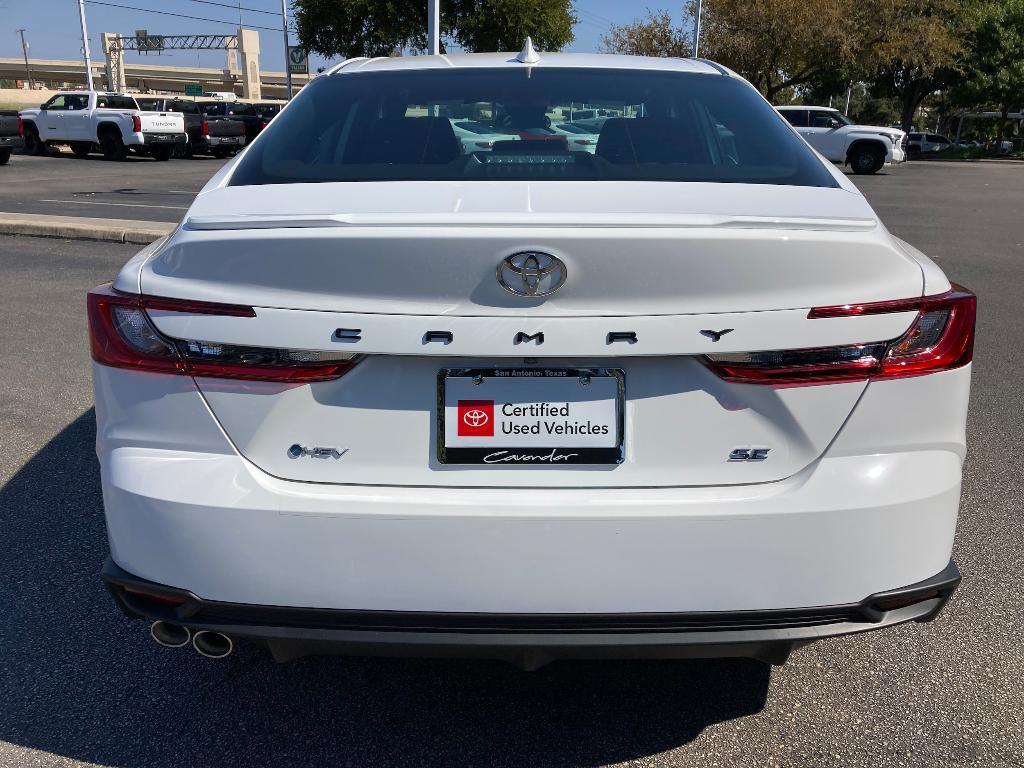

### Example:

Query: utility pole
xmin=280 ymin=0 xmax=292 ymax=99
xmin=692 ymin=0 xmax=702 ymax=57
xmin=16 ymin=29 xmax=35 ymax=89
xmin=844 ymin=82 xmax=853 ymax=115
xmin=77 ymin=0 xmax=95 ymax=91
xmin=427 ymin=0 xmax=439 ymax=55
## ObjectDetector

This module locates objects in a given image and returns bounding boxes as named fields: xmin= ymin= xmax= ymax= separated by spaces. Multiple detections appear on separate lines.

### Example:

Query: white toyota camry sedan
xmin=91 ymin=49 xmax=973 ymax=667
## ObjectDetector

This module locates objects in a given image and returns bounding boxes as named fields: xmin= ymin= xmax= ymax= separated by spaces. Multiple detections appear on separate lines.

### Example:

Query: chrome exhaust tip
xmin=150 ymin=621 xmax=191 ymax=648
xmin=192 ymin=630 xmax=234 ymax=659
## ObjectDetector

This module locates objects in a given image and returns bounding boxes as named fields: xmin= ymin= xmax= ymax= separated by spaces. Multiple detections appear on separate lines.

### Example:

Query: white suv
xmin=777 ymin=105 xmax=907 ymax=174
xmin=92 ymin=52 xmax=971 ymax=668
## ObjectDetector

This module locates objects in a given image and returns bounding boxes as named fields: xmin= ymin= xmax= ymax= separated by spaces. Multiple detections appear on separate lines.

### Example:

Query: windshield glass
xmin=230 ymin=67 xmax=838 ymax=188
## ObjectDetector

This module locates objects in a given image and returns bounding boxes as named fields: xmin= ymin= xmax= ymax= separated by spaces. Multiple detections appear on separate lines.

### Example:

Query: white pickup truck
xmin=776 ymin=105 xmax=907 ymax=175
xmin=20 ymin=92 xmax=187 ymax=161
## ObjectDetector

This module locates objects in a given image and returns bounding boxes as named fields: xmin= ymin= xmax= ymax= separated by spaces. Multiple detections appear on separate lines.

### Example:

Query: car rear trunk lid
xmin=139 ymin=180 xmax=923 ymax=488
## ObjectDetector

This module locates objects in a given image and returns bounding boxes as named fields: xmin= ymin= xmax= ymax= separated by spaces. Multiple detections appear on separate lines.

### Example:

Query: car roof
xmin=327 ymin=52 xmax=727 ymax=77
xmin=776 ymin=105 xmax=835 ymax=111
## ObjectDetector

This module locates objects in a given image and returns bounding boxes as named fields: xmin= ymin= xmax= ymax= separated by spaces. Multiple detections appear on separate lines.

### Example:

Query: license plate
xmin=438 ymin=368 xmax=624 ymax=465
xmin=219 ymin=137 xmax=240 ymax=144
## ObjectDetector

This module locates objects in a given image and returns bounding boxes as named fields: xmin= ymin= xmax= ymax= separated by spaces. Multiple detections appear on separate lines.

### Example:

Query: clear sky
xmin=1 ymin=1 xmax=687 ymax=75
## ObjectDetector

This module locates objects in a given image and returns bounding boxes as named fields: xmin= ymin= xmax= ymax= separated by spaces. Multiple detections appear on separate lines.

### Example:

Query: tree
xmin=698 ymin=0 xmax=859 ymax=100
xmin=293 ymin=0 xmax=576 ymax=59
xmin=868 ymin=0 xmax=975 ymax=132
xmin=601 ymin=10 xmax=691 ymax=58
xmin=447 ymin=0 xmax=577 ymax=53
xmin=603 ymin=0 xmax=975 ymax=119
xmin=951 ymin=0 xmax=1024 ymax=139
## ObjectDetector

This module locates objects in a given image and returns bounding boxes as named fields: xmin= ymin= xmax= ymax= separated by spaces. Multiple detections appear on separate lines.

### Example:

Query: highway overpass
xmin=0 ymin=29 xmax=312 ymax=100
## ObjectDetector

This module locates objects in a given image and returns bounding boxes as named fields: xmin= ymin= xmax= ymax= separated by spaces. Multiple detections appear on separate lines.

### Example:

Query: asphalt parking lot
xmin=0 ymin=152 xmax=227 ymax=223
xmin=1 ymin=160 xmax=1022 ymax=767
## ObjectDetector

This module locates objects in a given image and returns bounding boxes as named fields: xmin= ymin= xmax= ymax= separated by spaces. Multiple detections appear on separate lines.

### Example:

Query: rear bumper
xmin=94 ymin=363 xmax=968 ymax=619
xmin=99 ymin=443 xmax=963 ymax=614
xmin=102 ymin=558 xmax=960 ymax=666
xmin=0 ymin=135 xmax=24 ymax=149
xmin=206 ymin=135 xmax=245 ymax=147
xmin=141 ymin=132 xmax=187 ymax=145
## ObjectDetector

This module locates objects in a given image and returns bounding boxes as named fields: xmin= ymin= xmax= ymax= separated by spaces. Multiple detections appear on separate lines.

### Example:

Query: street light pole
xmin=427 ymin=0 xmax=439 ymax=55
xmin=16 ymin=29 xmax=35 ymax=89
xmin=280 ymin=0 xmax=293 ymax=99
xmin=693 ymin=0 xmax=702 ymax=58
xmin=76 ymin=0 xmax=95 ymax=91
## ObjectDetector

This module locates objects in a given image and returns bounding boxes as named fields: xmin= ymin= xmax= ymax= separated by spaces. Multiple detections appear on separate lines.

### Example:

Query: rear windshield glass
xmin=97 ymin=94 xmax=138 ymax=110
xmin=230 ymin=67 xmax=838 ymax=187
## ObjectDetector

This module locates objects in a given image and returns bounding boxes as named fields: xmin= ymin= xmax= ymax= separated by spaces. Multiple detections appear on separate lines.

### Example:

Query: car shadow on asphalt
xmin=0 ymin=410 xmax=771 ymax=767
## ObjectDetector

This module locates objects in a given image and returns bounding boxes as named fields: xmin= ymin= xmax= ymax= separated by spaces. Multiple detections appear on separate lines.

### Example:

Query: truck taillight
xmin=17 ymin=116 xmax=23 ymax=136
xmin=131 ymin=115 xmax=142 ymax=133
xmin=87 ymin=284 xmax=360 ymax=382
xmin=201 ymin=118 xmax=209 ymax=137
xmin=705 ymin=285 xmax=976 ymax=386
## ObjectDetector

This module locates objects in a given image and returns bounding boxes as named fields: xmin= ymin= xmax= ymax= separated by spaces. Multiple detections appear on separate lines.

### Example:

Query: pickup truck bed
xmin=137 ymin=98 xmax=246 ymax=158
xmin=198 ymin=102 xmax=267 ymax=145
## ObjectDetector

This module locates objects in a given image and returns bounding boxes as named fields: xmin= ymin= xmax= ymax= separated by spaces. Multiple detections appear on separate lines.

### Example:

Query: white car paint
xmin=91 ymin=52 xmax=972 ymax=665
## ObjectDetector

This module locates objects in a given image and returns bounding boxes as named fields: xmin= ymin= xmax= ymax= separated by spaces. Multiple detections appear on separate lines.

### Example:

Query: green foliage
xmin=952 ymin=0 xmax=1024 ymax=122
xmin=293 ymin=0 xmax=575 ymax=58
xmin=446 ymin=0 xmax=576 ymax=53
xmin=603 ymin=0 xmax=979 ymax=121
xmin=600 ymin=10 xmax=691 ymax=58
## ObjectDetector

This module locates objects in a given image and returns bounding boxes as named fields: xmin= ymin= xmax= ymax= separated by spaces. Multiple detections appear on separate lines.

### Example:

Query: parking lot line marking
xmin=39 ymin=199 xmax=189 ymax=211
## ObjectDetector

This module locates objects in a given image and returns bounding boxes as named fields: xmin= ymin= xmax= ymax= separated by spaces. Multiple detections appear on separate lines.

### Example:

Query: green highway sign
xmin=288 ymin=46 xmax=309 ymax=75
xmin=184 ymin=83 xmax=203 ymax=97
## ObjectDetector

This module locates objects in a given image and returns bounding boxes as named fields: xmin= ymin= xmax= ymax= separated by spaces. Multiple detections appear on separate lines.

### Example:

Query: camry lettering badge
xmin=700 ymin=328 xmax=735 ymax=342
xmin=497 ymin=252 xmax=567 ymax=297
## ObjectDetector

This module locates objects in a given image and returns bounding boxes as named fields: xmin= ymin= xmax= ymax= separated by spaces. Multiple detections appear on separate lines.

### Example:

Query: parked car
xmin=92 ymin=50 xmax=972 ymax=668
xmin=198 ymin=101 xmax=267 ymax=145
xmin=20 ymin=92 xmax=186 ymax=161
xmin=0 ymin=110 xmax=24 ymax=165
xmin=551 ymin=121 xmax=602 ymax=152
xmin=776 ymin=105 xmax=906 ymax=174
xmin=450 ymin=119 xmax=520 ymax=152
xmin=907 ymin=133 xmax=954 ymax=155
xmin=137 ymin=98 xmax=246 ymax=158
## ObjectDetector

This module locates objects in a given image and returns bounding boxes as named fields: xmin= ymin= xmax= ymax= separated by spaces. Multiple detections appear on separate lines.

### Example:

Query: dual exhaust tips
xmin=150 ymin=621 xmax=234 ymax=659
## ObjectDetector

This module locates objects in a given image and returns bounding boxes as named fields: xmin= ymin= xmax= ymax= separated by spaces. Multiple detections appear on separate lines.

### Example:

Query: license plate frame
xmin=437 ymin=367 xmax=625 ymax=465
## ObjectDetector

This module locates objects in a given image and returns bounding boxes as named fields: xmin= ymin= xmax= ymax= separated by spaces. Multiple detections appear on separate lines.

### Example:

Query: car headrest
xmin=595 ymin=117 xmax=708 ymax=165
xmin=345 ymin=117 xmax=461 ymax=165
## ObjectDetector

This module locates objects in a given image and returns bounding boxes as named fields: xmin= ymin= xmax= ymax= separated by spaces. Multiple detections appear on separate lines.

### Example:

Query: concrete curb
xmin=0 ymin=212 xmax=175 ymax=245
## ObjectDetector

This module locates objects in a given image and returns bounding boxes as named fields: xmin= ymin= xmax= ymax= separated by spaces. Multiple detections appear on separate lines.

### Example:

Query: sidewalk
xmin=0 ymin=212 xmax=175 ymax=244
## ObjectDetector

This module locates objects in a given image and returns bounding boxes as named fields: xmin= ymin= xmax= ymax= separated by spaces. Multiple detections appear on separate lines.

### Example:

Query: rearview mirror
xmin=40 ymin=103 xmax=48 ymax=111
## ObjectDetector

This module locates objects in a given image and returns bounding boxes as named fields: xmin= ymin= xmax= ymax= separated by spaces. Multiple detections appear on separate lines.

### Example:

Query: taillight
xmin=131 ymin=115 xmax=142 ymax=133
xmin=705 ymin=285 xmax=976 ymax=386
xmin=87 ymin=284 xmax=360 ymax=382
xmin=260 ymin=119 xmax=269 ymax=129
xmin=17 ymin=116 xmax=23 ymax=136
xmin=201 ymin=118 xmax=209 ymax=137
